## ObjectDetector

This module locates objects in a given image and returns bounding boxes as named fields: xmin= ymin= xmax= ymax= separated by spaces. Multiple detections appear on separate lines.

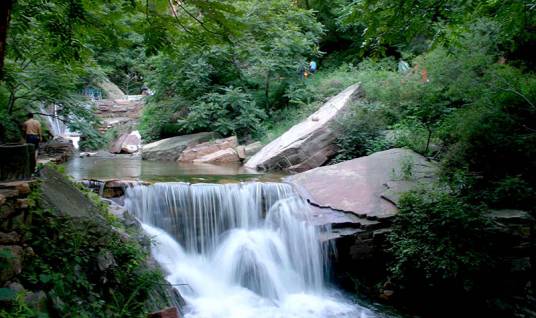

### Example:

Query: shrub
xmin=179 ymin=86 xmax=266 ymax=138
xmin=1 ymin=186 xmax=166 ymax=318
xmin=389 ymin=189 xmax=492 ymax=300
xmin=331 ymin=100 xmax=391 ymax=163
xmin=139 ymin=97 xmax=188 ymax=142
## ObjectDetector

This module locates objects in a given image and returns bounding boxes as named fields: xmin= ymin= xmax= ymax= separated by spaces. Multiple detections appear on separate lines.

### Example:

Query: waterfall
xmin=125 ymin=182 xmax=379 ymax=318
xmin=38 ymin=103 xmax=80 ymax=149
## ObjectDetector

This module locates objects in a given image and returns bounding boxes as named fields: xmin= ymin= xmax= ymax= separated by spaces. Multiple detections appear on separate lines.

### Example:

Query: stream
xmin=65 ymin=157 xmax=400 ymax=318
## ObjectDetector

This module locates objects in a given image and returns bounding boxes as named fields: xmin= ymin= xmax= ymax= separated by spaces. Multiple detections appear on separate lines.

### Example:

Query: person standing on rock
xmin=22 ymin=112 xmax=41 ymax=160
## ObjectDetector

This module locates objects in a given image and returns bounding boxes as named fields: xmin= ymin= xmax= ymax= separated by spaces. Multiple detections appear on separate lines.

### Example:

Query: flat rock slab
xmin=142 ymin=132 xmax=218 ymax=161
xmin=287 ymin=148 xmax=438 ymax=220
xmin=245 ymin=84 xmax=361 ymax=172
xmin=192 ymin=148 xmax=240 ymax=163
xmin=178 ymin=136 xmax=238 ymax=162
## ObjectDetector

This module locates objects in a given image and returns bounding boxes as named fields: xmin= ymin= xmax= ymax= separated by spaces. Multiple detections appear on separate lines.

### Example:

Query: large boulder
xmin=287 ymin=148 xmax=438 ymax=220
xmin=42 ymin=137 xmax=74 ymax=163
xmin=142 ymin=132 xmax=217 ymax=161
xmin=178 ymin=136 xmax=238 ymax=162
xmin=245 ymin=84 xmax=361 ymax=172
xmin=244 ymin=142 xmax=263 ymax=158
xmin=39 ymin=166 xmax=105 ymax=219
xmin=192 ymin=148 xmax=240 ymax=163
xmin=110 ymin=131 xmax=141 ymax=154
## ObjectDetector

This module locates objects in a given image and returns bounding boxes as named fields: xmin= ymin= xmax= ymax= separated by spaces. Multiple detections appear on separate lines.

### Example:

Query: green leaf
xmin=0 ymin=288 xmax=17 ymax=301
xmin=39 ymin=273 xmax=52 ymax=284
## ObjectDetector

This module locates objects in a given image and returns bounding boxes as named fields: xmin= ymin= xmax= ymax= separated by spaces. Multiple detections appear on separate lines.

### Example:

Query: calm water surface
xmin=64 ymin=156 xmax=286 ymax=183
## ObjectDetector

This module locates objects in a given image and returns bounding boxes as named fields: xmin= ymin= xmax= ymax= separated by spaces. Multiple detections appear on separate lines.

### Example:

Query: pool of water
xmin=64 ymin=156 xmax=286 ymax=183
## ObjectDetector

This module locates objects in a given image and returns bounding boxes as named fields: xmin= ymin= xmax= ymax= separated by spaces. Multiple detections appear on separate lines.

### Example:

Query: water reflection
xmin=64 ymin=157 xmax=284 ymax=183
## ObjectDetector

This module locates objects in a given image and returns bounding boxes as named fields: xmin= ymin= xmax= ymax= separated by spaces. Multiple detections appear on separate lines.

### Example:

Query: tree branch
xmin=168 ymin=0 xmax=194 ymax=35
xmin=33 ymin=112 xmax=70 ymax=123
xmin=175 ymin=1 xmax=223 ymax=37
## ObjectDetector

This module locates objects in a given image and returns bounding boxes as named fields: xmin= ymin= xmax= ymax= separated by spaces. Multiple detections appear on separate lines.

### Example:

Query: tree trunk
xmin=0 ymin=0 xmax=13 ymax=79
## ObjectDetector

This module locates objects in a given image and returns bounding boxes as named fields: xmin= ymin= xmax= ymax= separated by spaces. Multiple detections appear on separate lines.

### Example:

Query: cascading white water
xmin=38 ymin=103 xmax=81 ymax=149
xmin=125 ymin=182 xmax=380 ymax=318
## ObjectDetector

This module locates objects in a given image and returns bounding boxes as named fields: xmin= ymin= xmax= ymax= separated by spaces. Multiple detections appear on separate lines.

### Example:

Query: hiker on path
xmin=22 ymin=113 xmax=41 ymax=160
xmin=309 ymin=60 xmax=317 ymax=74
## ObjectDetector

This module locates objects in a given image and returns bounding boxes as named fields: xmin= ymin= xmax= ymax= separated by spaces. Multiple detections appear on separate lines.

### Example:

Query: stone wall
xmin=0 ymin=144 xmax=36 ymax=181
xmin=0 ymin=180 xmax=44 ymax=309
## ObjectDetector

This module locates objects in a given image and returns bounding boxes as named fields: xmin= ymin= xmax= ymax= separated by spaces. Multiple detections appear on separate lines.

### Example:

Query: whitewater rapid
xmin=125 ymin=182 xmax=380 ymax=318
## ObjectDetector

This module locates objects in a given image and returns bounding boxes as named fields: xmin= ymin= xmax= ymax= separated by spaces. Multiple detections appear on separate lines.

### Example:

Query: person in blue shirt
xmin=309 ymin=60 xmax=317 ymax=74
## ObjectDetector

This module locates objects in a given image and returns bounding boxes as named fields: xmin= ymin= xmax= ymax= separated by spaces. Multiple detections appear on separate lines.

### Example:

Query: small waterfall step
xmin=124 ymin=181 xmax=387 ymax=318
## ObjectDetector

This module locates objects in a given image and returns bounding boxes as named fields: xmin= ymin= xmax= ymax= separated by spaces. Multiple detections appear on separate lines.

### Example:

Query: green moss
xmin=1 ymin=176 xmax=168 ymax=318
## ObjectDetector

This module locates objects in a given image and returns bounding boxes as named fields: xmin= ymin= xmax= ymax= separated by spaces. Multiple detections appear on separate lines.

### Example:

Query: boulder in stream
xmin=245 ymin=83 xmax=361 ymax=172
xmin=178 ymin=136 xmax=238 ymax=162
xmin=287 ymin=148 xmax=438 ymax=220
xmin=110 ymin=131 xmax=141 ymax=154
xmin=141 ymin=132 xmax=218 ymax=161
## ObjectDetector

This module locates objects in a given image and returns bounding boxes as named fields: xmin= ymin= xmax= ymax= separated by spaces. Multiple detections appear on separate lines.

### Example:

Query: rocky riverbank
xmin=0 ymin=166 xmax=182 ymax=317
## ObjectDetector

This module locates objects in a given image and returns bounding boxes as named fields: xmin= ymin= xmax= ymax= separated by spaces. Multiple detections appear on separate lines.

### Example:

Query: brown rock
xmin=25 ymin=290 xmax=48 ymax=311
xmin=110 ymin=134 xmax=128 ymax=154
xmin=24 ymin=246 xmax=35 ymax=257
xmin=42 ymin=137 xmax=74 ymax=163
xmin=245 ymin=84 xmax=361 ymax=171
xmin=0 ymin=181 xmax=31 ymax=195
xmin=0 ymin=201 xmax=16 ymax=219
xmin=244 ymin=142 xmax=263 ymax=157
xmin=0 ymin=189 xmax=18 ymax=199
xmin=111 ymin=106 xmax=127 ymax=112
xmin=110 ymin=132 xmax=141 ymax=154
xmin=379 ymin=289 xmax=394 ymax=301
xmin=142 ymin=132 xmax=218 ymax=161
xmin=7 ymin=282 xmax=25 ymax=293
xmin=0 ymin=232 xmax=20 ymax=244
xmin=15 ymin=199 xmax=28 ymax=210
xmin=148 ymin=307 xmax=180 ymax=318
xmin=178 ymin=136 xmax=238 ymax=162
xmin=235 ymin=145 xmax=246 ymax=159
xmin=287 ymin=148 xmax=438 ymax=220
xmin=0 ymin=181 xmax=35 ymax=200
xmin=121 ymin=132 xmax=141 ymax=154
xmin=192 ymin=148 xmax=240 ymax=163
xmin=114 ymin=99 xmax=131 ymax=105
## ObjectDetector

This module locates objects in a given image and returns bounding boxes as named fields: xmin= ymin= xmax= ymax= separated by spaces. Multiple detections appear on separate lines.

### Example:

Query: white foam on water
xmin=128 ymin=183 xmax=381 ymax=318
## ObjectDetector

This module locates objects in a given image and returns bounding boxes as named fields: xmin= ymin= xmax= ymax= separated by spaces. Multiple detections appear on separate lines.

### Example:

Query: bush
xmin=1 ymin=186 xmax=166 ymax=318
xmin=331 ymin=100 xmax=391 ymax=163
xmin=139 ymin=97 xmax=188 ymax=142
xmin=179 ymin=86 xmax=266 ymax=138
xmin=388 ymin=189 xmax=492 ymax=307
